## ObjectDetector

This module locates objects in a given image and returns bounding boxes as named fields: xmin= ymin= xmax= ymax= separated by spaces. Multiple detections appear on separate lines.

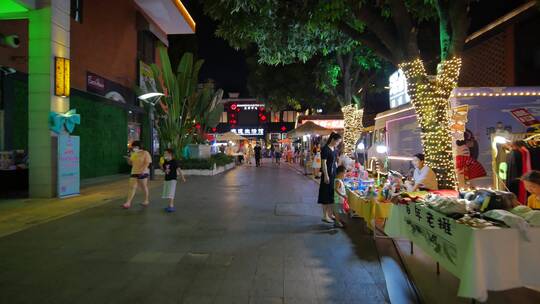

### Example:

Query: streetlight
xmin=138 ymin=92 xmax=165 ymax=180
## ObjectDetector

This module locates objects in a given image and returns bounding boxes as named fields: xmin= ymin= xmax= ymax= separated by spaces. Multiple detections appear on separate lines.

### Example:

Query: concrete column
xmin=28 ymin=0 xmax=70 ymax=198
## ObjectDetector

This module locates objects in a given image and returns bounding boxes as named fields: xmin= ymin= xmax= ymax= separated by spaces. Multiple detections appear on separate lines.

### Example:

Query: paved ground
xmin=0 ymin=162 xmax=389 ymax=304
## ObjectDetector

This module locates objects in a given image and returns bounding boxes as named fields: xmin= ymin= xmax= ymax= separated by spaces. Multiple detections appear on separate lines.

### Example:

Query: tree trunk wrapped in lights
xmin=342 ymin=105 xmax=364 ymax=156
xmin=400 ymin=57 xmax=462 ymax=189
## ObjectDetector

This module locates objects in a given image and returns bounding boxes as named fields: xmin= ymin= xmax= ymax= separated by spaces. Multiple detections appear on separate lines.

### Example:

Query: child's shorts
xmin=333 ymin=203 xmax=344 ymax=215
xmin=162 ymin=180 xmax=177 ymax=199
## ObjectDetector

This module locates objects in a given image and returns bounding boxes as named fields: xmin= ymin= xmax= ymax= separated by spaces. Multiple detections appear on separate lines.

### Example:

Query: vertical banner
xmin=58 ymin=134 xmax=80 ymax=198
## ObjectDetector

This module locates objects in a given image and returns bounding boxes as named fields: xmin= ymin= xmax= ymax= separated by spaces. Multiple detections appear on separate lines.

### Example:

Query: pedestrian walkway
xmin=0 ymin=163 xmax=389 ymax=304
xmin=0 ymin=174 xmax=155 ymax=238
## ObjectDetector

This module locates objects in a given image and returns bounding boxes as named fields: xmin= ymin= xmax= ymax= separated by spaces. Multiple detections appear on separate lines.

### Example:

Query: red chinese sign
xmin=510 ymin=108 xmax=540 ymax=127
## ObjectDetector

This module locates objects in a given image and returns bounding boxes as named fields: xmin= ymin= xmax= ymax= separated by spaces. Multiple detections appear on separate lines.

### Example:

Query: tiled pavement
xmin=0 ymin=161 xmax=389 ymax=304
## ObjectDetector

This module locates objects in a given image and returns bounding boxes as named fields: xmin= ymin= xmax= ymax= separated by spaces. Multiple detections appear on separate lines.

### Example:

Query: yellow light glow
xmin=173 ymin=0 xmax=196 ymax=32
xmin=399 ymin=57 xmax=461 ymax=189
xmin=55 ymin=57 xmax=70 ymax=97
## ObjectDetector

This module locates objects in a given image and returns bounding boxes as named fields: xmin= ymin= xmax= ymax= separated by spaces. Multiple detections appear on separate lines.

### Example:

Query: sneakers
xmin=321 ymin=217 xmax=333 ymax=223
xmin=164 ymin=206 xmax=176 ymax=213
xmin=334 ymin=220 xmax=346 ymax=229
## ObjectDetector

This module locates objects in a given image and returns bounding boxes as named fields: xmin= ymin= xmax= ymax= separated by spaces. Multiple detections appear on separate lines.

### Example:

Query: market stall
xmin=215 ymin=132 xmax=247 ymax=164
xmin=384 ymin=191 xmax=540 ymax=301
xmin=341 ymin=165 xmax=395 ymax=231
xmin=287 ymin=121 xmax=333 ymax=174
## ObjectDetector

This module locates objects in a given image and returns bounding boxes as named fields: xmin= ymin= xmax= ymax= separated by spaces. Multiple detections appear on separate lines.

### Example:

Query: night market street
xmin=0 ymin=164 xmax=388 ymax=304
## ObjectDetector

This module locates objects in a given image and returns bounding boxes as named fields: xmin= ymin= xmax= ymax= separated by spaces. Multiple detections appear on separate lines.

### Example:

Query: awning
xmin=287 ymin=121 xmax=333 ymax=138
xmin=134 ymin=0 xmax=195 ymax=35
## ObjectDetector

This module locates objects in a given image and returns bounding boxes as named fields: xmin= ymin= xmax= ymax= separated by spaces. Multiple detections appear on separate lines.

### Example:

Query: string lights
xmin=399 ymin=57 xmax=462 ymax=189
xmin=452 ymin=91 xmax=540 ymax=97
xmin=342 ymin=105 xmax=364 ymax=156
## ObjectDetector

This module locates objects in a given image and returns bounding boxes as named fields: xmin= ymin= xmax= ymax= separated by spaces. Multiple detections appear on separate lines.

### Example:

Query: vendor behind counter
xmin=406 ymin=153 xmax=438 ymax=192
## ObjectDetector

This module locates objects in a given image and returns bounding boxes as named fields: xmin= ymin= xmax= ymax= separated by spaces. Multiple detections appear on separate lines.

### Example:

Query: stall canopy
xmin=215 ymin=132 xmax=247 ymax=141
xmin=287 ymin=121 xmax=333 ymax=138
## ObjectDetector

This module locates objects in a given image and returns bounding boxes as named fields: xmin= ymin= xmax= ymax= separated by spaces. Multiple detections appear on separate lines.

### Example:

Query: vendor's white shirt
xmin=413 ymin=165 xmax=439 ymax=190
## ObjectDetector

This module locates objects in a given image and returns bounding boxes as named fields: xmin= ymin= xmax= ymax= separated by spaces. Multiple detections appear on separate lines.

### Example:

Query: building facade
xmin=215 ymin=95 xmax=298 ymax=143
xmin=0 ymin=0 xmax=195 ymax=198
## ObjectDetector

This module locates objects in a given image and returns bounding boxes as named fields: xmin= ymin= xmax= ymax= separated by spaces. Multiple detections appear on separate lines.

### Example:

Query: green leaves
xmin=139 ymin=48 xmax=224 ymax=156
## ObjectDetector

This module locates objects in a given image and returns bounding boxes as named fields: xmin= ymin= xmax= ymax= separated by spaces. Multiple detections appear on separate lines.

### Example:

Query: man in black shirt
xmin=254 ymin=143 xmax=262 ymax=167
xmin=162 ymin=149 xmax=186 ymax=212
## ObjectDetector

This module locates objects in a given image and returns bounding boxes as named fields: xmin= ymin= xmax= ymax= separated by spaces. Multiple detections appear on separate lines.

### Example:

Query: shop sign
xmin=303 ymin=119 xmax=344 ymax=129
xmin=231 ymin=128 xmax=264 ymax=136
xmin=236 ymin=104 xmax=264 ymax=110
xmin=389 ymin=69 xmax=411 ymax=109
xmin=510 ymin=108 xmax=540 ymax=127
xmin=139 ymin=61 xmax=157 ymax=94
xmin=86 ymin=71 xmax=132 ymax=104
xmin=400 ymin=203 xmax=462 ymax=273
xmin=58 ymin=134 xmax=80 ymax=198
xmin=87 ymin=72 xmax=105 ymax=94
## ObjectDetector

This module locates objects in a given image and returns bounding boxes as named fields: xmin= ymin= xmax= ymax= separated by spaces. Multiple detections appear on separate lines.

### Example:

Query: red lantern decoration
xmin=261 ymin=115 xmax=267 ymax=121
xmin=230 ymin=103 xmax=237 ymax=111
xmin=195 ymin=123 xmax=201 ymax=130
xmin=211 ymin=127 xmax=217 ymax=132
xmin=281 ymin=126 xmax=287 ymax=132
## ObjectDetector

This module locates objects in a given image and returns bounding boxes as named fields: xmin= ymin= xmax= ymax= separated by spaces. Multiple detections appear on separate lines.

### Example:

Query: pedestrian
xmin=312 ymin=143 xmax=321 ymax=178
xmin=161 ymin=148 xmax=186 ymax=213
xmin=247 ymin=143 xmax=254 ymax=165
xmin=270 ymin=144 xmax=275 ymax=159
xmin=275 ymin=147 xmax=282 ymax=165
xmin=333 ymin=165 xmax=347 ymax=228
xmin=318 ymin=132 xmax=342 ymax=223
xmin=122 ymin=140 xmax=152 ymax=209
xmin=254 ymin=143 xmax=262 ymax=167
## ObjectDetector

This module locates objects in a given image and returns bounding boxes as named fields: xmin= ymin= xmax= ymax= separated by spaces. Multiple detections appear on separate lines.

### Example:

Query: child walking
xmin=162 ymin=149 xmax=186 ymax=213
xmin=333 ymin=165 xmax=347 ymax=228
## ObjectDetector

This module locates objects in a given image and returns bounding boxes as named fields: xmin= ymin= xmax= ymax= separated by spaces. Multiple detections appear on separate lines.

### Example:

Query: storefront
xmin=0 ymin=0 xmax=195 ymax=198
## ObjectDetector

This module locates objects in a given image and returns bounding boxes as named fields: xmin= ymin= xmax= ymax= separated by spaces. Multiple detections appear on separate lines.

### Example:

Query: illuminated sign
xmin=389 ymin=69 xmax=410 ymax=109
xmin=231 ymin=128 xmax=265 ymax=136
xmin=236 ymin=104 xmax=265 ymax=110
xmin=303 ymin=119 xmax=344 ymax=129
xmin=55 ymin=57 xmax=70 ymax=97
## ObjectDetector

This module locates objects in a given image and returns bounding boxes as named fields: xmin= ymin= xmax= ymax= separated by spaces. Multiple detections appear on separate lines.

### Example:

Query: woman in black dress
xmin=318 ymin=132 xmax=342 ymax=223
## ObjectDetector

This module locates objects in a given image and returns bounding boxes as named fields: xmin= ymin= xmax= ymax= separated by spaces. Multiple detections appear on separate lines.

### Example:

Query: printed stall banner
xmin=385 ymin=203 xmax=540 ymax=301
xmin=58 ymin=135 xmax=80 ymax=198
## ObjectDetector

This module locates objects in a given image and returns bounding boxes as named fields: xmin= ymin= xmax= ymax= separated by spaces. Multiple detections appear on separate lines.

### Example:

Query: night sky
xmin=182 ymin=1 xmax=249 ymax=97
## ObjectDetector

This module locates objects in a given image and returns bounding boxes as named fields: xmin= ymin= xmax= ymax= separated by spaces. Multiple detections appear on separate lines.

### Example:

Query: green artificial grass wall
xmin=70 ymin=91 xmax=130 ymax=179
xmin=11 ymin=77 xmax=28 ymax=150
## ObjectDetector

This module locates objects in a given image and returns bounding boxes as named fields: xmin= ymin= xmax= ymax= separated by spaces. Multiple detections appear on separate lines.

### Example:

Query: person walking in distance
xmin=122 ymin=141 xmax=152 ymax=209
xmin=317 ymin=132 xmax=342 ymax=223
xmin=161 ymin=149 xmax=186 ymax=213
xmin=254 ymin=143 xmax=262 ymax=167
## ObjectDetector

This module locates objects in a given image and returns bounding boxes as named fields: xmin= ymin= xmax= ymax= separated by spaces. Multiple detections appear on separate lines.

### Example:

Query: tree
xmin=335 ymin=0 xmax=471 ymax=189
xmin=204 ymin=0 xmax=474 ymax=189
xmin=141 ymin=48 xmax=224 ymax=158
xmin=316 ymin=46 xmax=382 ymax=154
xmin=246 ymin=55 xmax=336 ymax=112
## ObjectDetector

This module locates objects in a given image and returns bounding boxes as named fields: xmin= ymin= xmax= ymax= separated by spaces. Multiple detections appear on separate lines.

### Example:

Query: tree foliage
xmin=246 ymin=55 xmax=337 ymax=112
xmin=317 ymin=46 xmax=381 ymax=107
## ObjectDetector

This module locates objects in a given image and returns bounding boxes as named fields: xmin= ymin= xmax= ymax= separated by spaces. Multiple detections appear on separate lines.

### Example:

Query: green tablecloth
xmin=385 ymin=203 xmax=540 ymax=301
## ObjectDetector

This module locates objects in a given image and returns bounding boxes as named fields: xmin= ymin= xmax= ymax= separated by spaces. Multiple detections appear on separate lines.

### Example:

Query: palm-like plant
xmin=142 ymin=47 xmax=224 ymax=158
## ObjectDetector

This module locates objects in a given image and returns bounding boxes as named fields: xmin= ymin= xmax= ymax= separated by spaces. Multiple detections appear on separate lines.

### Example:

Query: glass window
xmin=137 ymin=31 xmax=156 ymax=64
xmin=220 ymin=112 xmax=227 ymax=123
xmin=283 ymin=111 xmax=296 ymax=122
xmin=271 ymin=111 xmax=280 ymax=122
xmin=71 ymin=0 xmax=83 ymax=23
